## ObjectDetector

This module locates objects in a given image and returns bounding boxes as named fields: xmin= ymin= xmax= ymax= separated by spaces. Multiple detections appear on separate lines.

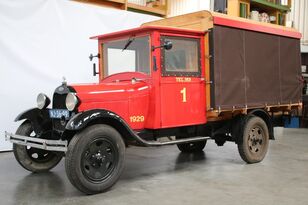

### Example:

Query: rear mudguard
xmin=249 ymin=109 xmax=274 ymax=140
xmin=15 ymin=108 xmax=51 ymax=134
xmin=231 ymin=110 xmax=274 ymax=144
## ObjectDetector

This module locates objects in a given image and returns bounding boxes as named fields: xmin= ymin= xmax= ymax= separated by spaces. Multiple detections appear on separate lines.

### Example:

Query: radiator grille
xmin=52 ymin=84 xmax=75 ymax=132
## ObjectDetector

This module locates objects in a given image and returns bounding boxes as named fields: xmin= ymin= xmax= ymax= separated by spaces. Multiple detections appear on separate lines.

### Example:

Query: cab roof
xmin=90 ymin=25 xmax=206 ymax=40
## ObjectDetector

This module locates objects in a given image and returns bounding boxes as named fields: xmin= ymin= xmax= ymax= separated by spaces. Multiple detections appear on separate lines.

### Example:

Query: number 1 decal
xmin=180 ymin=87 xmax=187 ymax=102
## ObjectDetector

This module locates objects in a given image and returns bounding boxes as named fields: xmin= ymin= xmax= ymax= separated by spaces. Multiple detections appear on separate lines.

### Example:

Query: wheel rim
xmin=187 ymin=143 xmax=197 ymax=148
xmin=26 ymin=147 xmax=56 ymax=163
xmin=81 ymin=138 xmax=118 ymax=182
xmin=24 ymin=131 xmax=57 ymax=163
xmin=247 ymin=126 xmax=264 ymax=154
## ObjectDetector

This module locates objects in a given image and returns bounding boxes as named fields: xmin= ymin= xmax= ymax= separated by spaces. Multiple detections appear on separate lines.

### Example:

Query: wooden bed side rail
xmin=207 ymin=102 xmax=302 ymax=121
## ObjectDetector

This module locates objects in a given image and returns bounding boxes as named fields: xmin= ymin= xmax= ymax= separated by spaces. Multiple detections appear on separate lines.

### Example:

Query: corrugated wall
xmin=168 ymin=0 xmax=210 ymax=17
xmin=128 ymin=0 xmax=146 ymax=6
xmin=288 ymin=0 xmax=308 ymax=45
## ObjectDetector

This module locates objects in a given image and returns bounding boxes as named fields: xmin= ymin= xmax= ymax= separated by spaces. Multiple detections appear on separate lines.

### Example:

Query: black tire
xmin=177 ymin=140 xmax=207 ymax=153
xmin=65 ymin=124 xmax=125 ymax=194
xmin=237 ymin=116 xmax=269 ymax=164
xmin=13 ymin=121 xmax=63 ymax=173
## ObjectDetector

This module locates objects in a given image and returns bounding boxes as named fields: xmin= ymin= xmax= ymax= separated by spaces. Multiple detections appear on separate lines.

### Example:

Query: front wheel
xmin=13 ymin=121 xmax=63 ymax=173
xmin=237 ymin=116 xmax=269 ymax=164
xmin=65 ymin=124 xmax=125 ymax=194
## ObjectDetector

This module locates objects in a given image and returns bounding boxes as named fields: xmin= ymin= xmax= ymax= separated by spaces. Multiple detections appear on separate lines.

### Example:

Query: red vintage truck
xmin=5 ymin=11 xmax=302 ymax=194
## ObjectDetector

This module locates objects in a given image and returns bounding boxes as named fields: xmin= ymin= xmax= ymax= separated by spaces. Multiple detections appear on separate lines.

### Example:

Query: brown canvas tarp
xmin=211 ymin=25 xmax=302 ymax=110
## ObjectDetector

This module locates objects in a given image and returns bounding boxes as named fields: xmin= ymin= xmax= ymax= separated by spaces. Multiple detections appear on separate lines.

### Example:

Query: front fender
xmin=65 ymin=109 xmax=128 ymax=131
xmin=64 ymin=109 xmax=166 ymax=146
xmin=65 ymin=109 xmax=142 ymax=143
xmin=15 ymin=108 xmax=51 ymax=134
xmin=15 ymin=108 xmax=46 ymax=122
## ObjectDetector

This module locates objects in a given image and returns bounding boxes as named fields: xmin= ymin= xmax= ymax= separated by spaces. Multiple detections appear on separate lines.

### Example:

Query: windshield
xmin=102 ymin=35 xmax=150 ymax=76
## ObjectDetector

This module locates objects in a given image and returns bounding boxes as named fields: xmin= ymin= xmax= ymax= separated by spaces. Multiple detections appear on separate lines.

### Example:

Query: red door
xmin=159 ymin=35 xmax=206 ymax=128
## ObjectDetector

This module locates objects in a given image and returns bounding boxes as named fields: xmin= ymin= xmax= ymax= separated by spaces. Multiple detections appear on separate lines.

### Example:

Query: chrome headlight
xmin=66 ymin=93 xmax=78 ymax=111
xmin=37 ymin=93 xmax=50 ymax=109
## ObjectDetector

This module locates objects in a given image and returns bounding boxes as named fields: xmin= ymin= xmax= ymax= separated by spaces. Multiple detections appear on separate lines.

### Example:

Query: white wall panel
xmin=0 ymin=0 xmax=159 ymax=151
xmin=128 ymin=0 xmax=146 ymax=6
xmin=288 ymin=0 xmax=308 ymax=46
xmin=168 ymin=0 xmax=211 ymax=17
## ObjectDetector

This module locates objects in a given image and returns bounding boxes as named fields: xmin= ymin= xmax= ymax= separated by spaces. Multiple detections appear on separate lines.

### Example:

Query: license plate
xmin=49 ymin=109 xmax=70 ymax=119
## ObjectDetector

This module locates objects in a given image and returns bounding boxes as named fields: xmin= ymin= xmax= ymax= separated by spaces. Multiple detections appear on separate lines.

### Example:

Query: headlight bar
xmin=5 ymin=131 xmax=67 ymax=152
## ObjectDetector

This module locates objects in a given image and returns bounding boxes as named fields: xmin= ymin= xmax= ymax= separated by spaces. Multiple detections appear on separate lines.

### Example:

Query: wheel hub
xmin=248 ymin=127 xmax=264 ymax=153
xmin=81 ymin=138 xmax=118 ymax=182
xmin=89 ymin=152 xmax=107 ymax=168
xmin=95 ymin=152 xmax=105 ymax=161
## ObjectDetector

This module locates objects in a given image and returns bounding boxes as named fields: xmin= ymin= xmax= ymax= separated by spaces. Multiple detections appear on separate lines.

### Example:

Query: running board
xmin=133 ymin=135 xmax=211 ymax=146
xmin=5 ymin=131 xmax=209 ymax=150
xmin=5 ymin=131 xmax=67 ymax=152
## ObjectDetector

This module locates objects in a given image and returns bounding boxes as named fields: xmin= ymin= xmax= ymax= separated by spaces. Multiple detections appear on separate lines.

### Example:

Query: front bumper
xmin=5 ymin=131 xmax=67 ymax=152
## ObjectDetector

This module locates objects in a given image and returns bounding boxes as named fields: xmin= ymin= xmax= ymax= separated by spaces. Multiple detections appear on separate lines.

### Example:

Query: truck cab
xmin=88 ymin=26 xmax=207 ymax=130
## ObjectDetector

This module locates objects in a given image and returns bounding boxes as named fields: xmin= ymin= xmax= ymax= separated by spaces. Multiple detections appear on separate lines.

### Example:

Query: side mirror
xmin=152 ymin=40 xmax=173 ymax=51
xmin=163 ymin=40 xmax=173 ymax=50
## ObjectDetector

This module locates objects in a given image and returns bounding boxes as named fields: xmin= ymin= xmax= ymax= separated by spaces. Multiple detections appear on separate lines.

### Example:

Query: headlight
xmin=66 ymin=93 xmax=78 ymax=111
xmin=37 ymin=93 xmax=50 ymax=109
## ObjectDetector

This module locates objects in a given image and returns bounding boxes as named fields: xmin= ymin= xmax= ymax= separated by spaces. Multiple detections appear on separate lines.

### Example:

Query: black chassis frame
xmin=15 ymin=106 xmax=275 ymax=148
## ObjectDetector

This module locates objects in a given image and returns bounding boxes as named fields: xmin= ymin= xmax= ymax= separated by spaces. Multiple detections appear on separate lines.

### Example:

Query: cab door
xmin=160 ymin=35 xmax=206 ymax=128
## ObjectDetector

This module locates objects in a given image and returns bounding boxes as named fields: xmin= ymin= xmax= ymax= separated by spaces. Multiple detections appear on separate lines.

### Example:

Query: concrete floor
xmin=0 ymin=128 xmax=308 ymax=205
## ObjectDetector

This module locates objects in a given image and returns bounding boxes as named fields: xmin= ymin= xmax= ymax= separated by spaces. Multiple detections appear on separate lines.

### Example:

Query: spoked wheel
xmin=238 ymin=116 xmax=269 ymax=164
xmin=13 ymin=121 xmax=63 ymax=172
xmin=65 ymin=124 xmax=125 ymax=194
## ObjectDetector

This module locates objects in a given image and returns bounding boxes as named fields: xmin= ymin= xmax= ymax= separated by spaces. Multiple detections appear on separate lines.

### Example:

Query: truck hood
xmin=69 ymin=72 xmax=151 ymax=111
xmin=71 ymin=81 xmax=150 ymax=100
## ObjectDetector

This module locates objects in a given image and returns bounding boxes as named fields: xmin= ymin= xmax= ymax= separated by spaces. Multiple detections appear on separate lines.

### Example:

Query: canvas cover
xmin=210 ymin=25 xmax=302 ymax=110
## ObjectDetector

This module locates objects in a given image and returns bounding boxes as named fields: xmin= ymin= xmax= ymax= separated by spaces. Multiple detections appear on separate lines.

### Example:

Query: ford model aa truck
xmin=5 ymin=11 xmax=302 ymax=194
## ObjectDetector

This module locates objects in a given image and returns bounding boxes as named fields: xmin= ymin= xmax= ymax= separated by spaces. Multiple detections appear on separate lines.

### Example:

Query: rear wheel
xmin=177 ymin=140 xmax=206 ymax=153
xmin=65 ymin=124 xmax=125 ymax=194
xmin=237 ymin=116 xmax=269 ymax=164
xmin=13 ymin=121 xmax=63 ymax=173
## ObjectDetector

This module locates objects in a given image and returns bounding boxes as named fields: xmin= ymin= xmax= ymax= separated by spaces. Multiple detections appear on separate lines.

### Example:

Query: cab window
xmin=103 ymin=36 xmax=150 ymax=76
xmin=161 ymin=36 xmax=201 ymax=77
